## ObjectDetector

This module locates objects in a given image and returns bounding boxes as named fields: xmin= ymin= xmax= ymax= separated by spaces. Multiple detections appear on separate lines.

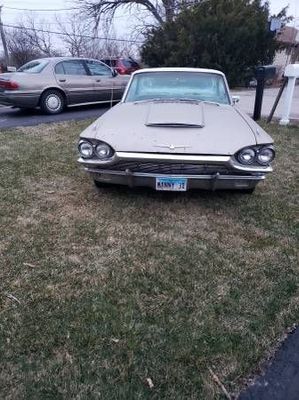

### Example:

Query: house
xmin=274 ymin=26 xmax=299 ymax=78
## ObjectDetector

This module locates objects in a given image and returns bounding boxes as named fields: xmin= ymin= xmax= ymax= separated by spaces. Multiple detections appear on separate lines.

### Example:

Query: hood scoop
xmin=145 ymin=102 xmax=205 ymax=128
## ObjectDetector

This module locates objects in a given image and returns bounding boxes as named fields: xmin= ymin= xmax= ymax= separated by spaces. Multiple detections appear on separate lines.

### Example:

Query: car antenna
xmin=109 ymin=53 xmax=114 ymax=108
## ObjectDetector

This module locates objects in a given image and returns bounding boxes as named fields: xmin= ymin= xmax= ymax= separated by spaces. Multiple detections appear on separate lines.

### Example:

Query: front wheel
xmin=94 ymin=180 xmax=109 ymax=188
xmin=239 ymin=187 xmax=255 ymax=194
xmin=40 ymin=90 xmax=65 ymax=114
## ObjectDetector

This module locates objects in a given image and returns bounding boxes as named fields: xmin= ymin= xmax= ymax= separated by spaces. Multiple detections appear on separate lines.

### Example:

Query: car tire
xmin=94 ymin=180 xmax=109 ymax=188
xmin=40 ymin=90 xmax=65 ymax=114
xmin=240 ymin=187 xmax=255 ymax=194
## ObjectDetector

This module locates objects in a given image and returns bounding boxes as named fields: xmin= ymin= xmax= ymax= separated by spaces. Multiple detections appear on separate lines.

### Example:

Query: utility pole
xmin=0 ymin=5 xmax=9 ymax=66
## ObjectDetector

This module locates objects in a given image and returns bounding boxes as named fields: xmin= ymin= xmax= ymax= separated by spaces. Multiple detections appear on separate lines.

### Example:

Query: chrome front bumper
xmin=78 ymin=152 xmax=272 ymax=191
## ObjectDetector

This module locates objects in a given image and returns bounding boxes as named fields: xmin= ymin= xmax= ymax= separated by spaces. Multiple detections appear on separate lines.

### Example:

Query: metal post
xmin=279 ymin=77 xmax=296 ymax=125
xmin=253 ymin=76 xmax=265 ymax=121
xmin=0 ymin=5 xmax=9 ymax=66
xmin=267 ymin=77 xmax=287 ymax=123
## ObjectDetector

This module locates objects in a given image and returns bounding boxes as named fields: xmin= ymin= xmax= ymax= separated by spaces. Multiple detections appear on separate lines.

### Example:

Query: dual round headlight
xmin=78 ymin=141 xmax=93 ymax=158
xmin=95 ymin=143 xmax=113 ymax=159
xmin=257 ymin=147 xmax=275 ymax=165
xmin=78 ymin=140 xmax=114 ymax=160
xmin=237 ymin=146 xmax=275 ymax=166
xmin=238 ymin=148 xmax=256 ymax=164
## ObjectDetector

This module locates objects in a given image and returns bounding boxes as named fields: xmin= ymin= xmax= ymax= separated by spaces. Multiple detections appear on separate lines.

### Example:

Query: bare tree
xmin=77 ymin=0 xmax=185 ymax=26
xmin=56 ymin=15 xmax=93 ymax=57
xmin=21 ymin=15 xmax=56 ymax=56
xmin=6 ymin=27 xmax=42 ymax=67
xmin=6 ymin=11 xmax=140 ymax=66
xmin=56 ymin=14 xmax=138 ymax=59
xmin=4 ymin=15 xmax=61 ymax=67
xmin=99 ymin=19 xmax=123 ymax=56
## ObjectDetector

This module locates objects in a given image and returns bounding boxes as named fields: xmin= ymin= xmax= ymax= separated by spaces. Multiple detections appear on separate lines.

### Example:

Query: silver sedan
xmin=0 ymin=57 xmax=130 ymax=114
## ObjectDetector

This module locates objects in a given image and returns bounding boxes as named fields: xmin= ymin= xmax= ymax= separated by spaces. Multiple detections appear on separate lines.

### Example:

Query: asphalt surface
xmin=239 ymin=328 xmax=299 ymax=400
xmin=0 ymin=103 xmax=109 ymax=129
xmin=232 ymin=85 xmax=299 ymax=122
xmin=1 ymin=86 xmax=298 ymax=129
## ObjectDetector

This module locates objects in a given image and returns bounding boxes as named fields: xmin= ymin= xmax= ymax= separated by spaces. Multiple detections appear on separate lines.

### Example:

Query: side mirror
xmin=112 ymin=69 xmax=118 ymax=77
xmin=232 ymin=95 xmax=240 ymax=104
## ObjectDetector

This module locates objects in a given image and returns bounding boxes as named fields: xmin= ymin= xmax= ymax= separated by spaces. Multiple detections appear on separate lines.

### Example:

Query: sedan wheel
xmin=40 ymin=90 xmax=65 ymax=114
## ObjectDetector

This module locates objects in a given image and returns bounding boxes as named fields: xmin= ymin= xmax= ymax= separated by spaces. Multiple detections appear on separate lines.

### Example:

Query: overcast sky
xmin=1 ymin=0 xmax=298 ymax=23
xmin=1 ymin=0 xmax=298 ymax=54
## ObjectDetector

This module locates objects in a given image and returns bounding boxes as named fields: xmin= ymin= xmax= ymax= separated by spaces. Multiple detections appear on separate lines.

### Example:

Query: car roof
xmin=133 ymin=67 xmax=225 ymax=76
xmin=100 ymin=57 xmax=133 ymax=60
xmin=28 ymin=57 xmax=106 ymax=63
xmin=32 ymin=57 xmax=82 ymax=62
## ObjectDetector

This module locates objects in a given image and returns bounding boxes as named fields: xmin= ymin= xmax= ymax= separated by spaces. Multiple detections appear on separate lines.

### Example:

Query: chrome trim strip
xmin=78 ymin=153 xmax=231 ymax=166
xmin=78 ymin=153 xmax=272 ymax=174
xmin=85 ymin=168 xmax=265 ymax=181
xmin=116 ymin=152 xmax=230 ymax=163
xmin=68 ymin=99 xmax=119 ymax=108
xmin=78 ymin=152 xmax=273 ymax=174
xmin=229 ymin=159 xmax=273 ymax=173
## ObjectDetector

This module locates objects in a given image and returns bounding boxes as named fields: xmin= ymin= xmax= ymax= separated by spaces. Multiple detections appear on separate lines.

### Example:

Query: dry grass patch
xmin=0 ymin=120 xmax=298 ymax=399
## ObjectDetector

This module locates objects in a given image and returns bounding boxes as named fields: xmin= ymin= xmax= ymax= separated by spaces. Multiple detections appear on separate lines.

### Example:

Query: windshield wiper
xmin=133 ymin=98 xmax=221 ymax=106
xmin=133 ymin=98 xmax=167 ymax=104
xmin=177 ymin=98 xmax=221 ymax=106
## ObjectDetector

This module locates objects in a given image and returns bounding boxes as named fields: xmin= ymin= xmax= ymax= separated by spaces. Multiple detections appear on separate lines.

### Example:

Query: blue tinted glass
xmin=125 ymin=72 xmax=229 ymax=104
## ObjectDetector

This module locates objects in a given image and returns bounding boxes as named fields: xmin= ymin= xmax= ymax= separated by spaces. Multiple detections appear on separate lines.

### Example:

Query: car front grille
xmin=96 ymin=161 xmax=236 ymax=175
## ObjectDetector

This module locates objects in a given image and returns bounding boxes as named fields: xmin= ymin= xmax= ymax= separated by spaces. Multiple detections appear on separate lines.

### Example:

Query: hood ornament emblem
xmin=154 ymin=144 xmax=191 ymax=151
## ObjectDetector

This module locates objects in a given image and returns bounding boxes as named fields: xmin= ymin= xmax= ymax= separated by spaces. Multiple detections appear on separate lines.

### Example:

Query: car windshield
xmin=18 ymin=60 xmax=49 ymax=73
xmin=124 ymin=71 xmax=230 ymax=104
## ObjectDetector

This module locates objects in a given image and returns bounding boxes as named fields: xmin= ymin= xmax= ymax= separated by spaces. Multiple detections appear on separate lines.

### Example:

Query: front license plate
xmin=156 ymin=177 xmax=187 ymax=191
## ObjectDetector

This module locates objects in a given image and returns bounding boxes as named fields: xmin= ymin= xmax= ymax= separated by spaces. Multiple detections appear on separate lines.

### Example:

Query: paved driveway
xmin=239 ymin=328 xmax=299 ymax=400
xmin=1 ymin=86 xmax=298 ymax=129
xmin=0 ymin=104 xmax=110 ymax=129
xmin=232 ymin=85 xmax=299 ymax=122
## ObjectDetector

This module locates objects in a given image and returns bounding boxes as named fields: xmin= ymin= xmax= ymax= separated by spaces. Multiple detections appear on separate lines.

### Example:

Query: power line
xmin=2 ymin=6 xmax=77 ymax=12
xmin=1 ymin=5 xmax=130 ymax=19
xmin=3 ymin=23 xmax=144 ymax=43
xmin=1 ymin=1 xmax=207 ymax=20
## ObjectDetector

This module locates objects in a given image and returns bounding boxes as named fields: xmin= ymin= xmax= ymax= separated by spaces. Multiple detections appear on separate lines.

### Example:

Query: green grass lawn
xmin=0 ymin=120 xmax=298 ymax=399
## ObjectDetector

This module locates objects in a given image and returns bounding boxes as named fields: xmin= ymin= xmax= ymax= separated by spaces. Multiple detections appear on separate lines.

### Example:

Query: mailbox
xmin=280 ymin=64 xmax=299 ymax=125
xmin=253 ymin=65 xmax=277 ymax=120
xmin=255 ymin=65 xmax=276 ymax=80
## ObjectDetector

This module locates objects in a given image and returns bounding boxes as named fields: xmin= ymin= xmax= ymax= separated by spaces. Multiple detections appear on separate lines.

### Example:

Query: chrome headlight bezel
xmin=78 ymin=140 xmax=94 ymax=159
xmin=78 ymin=139 xmax=115 ymax=160
xmin=95 ymin=143 xmax=114 ymax=160
xmin=236 ymin=145 xmax=275 ymax=166
xmin=237 ymin=147 xmax=256 ymax=165
xmin=256 ymin=147 xmax=275 ymax=165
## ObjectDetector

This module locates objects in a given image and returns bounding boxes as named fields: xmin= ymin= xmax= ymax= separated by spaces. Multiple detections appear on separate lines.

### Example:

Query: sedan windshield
xmin=125 ymin=71 xmax=230 ymax=104
xmin=18 ymin=60 xmax=49 ymax=73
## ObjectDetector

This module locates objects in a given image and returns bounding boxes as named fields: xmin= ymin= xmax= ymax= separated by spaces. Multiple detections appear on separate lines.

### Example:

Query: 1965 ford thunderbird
xmin=78 ymin=68 xmax=275 ymax=193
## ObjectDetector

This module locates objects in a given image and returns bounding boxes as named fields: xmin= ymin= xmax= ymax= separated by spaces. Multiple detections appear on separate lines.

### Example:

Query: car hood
xmin=81 ymin=101 xmax=267 ymax=155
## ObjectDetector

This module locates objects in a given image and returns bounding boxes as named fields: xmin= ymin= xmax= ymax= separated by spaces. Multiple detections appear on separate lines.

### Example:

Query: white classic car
xmin=78 ymin=68 xmax=275 ymax=193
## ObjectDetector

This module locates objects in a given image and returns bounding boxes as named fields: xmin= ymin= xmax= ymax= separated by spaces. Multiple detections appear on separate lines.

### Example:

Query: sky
xmin=270 ymin=0 xmax=297 ymax=17
xmin=0 ymin=0 xmax=298 ymax=54
xmin=0 ymin=0 xmax=134 ymax=30
xmin=1 ymin=0 xmax=298 ymax=24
